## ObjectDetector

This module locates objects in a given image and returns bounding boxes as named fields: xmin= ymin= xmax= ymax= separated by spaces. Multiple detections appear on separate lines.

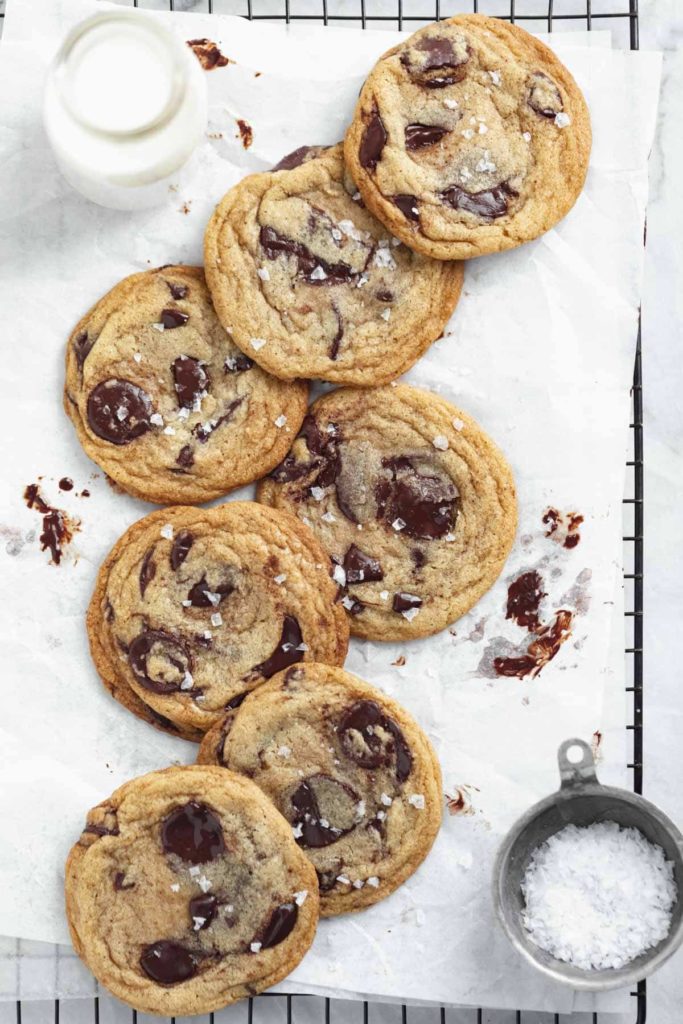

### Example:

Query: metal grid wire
xmin=0 ymin=0 xmax=644 ymax=1020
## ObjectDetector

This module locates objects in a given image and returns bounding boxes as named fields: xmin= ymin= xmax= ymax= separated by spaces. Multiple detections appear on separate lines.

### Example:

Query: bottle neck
xmin=53 ymin=10 xmax=188 ymax=138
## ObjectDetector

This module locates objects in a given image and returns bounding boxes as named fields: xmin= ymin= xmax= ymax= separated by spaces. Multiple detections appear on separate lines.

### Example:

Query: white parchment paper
xmin=0 ymin=0 xmax=662 ymax=1014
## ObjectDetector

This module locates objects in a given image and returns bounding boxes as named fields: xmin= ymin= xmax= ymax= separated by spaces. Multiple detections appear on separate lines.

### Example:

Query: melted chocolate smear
xmin=189 ymin=893 xmax=218 ymax=930
xmin=161 ymin=308 xmax=189 ymax=330
xmin=23 ymin=483 xmax=78 ymax=565
xmin=226 ymin=692 xmax=248 ymax=710
xmin=173 ymin=356 xmax=209 ymax=409
xmin=86 ymin=379 xmax=152 ymax=445
xmin=187 ymin=38 xmax=231 ymax=70
xmin=272 ymin=145 xmax=327 ymax=171
xmin=329 ymin=306 xmax=344 ymax=361
xmin=249 ymin=615 xmax=304 ymax=679
xmin=170 ymin=530 xmax=194 ymax=571
xmin=376 ymin=289 xmax=394 ymax=303
xmin=166 ymin=281 xmax=189 ymax=300
xmin=543 ymin=507 xmax=584 ymax=549
xmin=494 ymin=609 xmax=573 ymax=679
xmin=257 ymin=903 xmax=298 ymax=949
xmin=359 ymin=110 xmax=387 ymax=170
xmin=237 ymin=119 xmax=253 ymax=149
xmin=140 ymin=941 xmax=197 ymax=985
xmin=260 ymin=226 xmax=355 ymax=286
xmin=343 ymin=545 xmax=383 ymax=584
xmin=338 ymin=700 xmax=412 ymax=781
xmin=74 ymin=331 xmax=95 ymax=369
xmin=187 ymin=574 xmax=235 ymax=608
xmin=193 ymin=396 xmax=244 ymax=443
xmin=225 ymin=353 xmax=254 ymax=374
xmin=405 ymin=124 xmax=450 ymax=150
xmin=114 ymin=871 xmax=135 ymax=891
xmin=139 ymin=548 xmax=157 ymax=598
xmin=162 ymin=801 xmax=225 ymax=864
xmin=176 ymin=445 xmax=195 ymax=469
xmin=128 ymin=630 xmax=192 ymax=694
xmin=291 ymin=777 xmax=351 ymax=848
xmin=505 ymin=571 xmax=545 ymax=631
xmin=376 ymin=456 xmax=457 ymax=540
xmin=440 ymin=182 xmax=517 ymax=221
xmin=393 ymin=592 xmax=422 ymax=613
xmin=392 ymin=194 xmax=420 ymax=222
xmin=58 ymin=477 xmax=73 ymax=491
xmin=270 ymin=416 xmax=341 ymax=487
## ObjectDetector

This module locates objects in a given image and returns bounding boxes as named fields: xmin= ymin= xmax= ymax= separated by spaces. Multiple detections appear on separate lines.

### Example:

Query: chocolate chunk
xmin=343 ymin=545 xmax=383 ymax=584
xmin=329 ymin=306 xmax=344 ymax=361
xmin=187 ymin=38 xmax=231 ymax=71
xmin=393 ymin=592 xmax=422 ymax=612
xmin=256 ymin=903 xmax=298 ymax=949
xmin=114 ymin=871 xmax=135 ymax=891
xmin=224 ymin=353 xmax=254 ymax=374
xmin=338 ymin=700 xmax=412 ymax=781
xmin=505 ymin=570 xmax=545 ymax=632
xmin=269 ymin=416 xmax=341 ymax=486
xmin=226 ymin=692 xmax=248 ymax=710
xmin=411 ymin=548 xmax=427 ymax=569
xmin=440 ymin=182 xmax=516 ymax=221
xmin=172 ymin=356 xmax=209 ymax=409
xmin=160 ymin=308 xmax=190 ymax=330
xmin=128 ymin=630 xmax=192 ymax=694
xmin=187 ymin=574 xmax=235 ymax=608
xmin=162 ymin=801 xmax=225 ymax=863
xmin=139 ymin=548 xmax=156 ymax=598
xmin=86 ymin=379 xmax=152 ymax=445
xmin=392 ymin=194 xmax=420 ymax=222
xmin=376 ymin=289 xmax=394 ymax=303
xmin=84 ymin=822 xmax=119 ymax=837
xmin=405 ymin=124 xmax=450 ymax=150
xmin=401 ymin=34 xmax=470 ymax=89
xmin=290 ymin=775 xmax=358 ymax=848
xmin=260 ymin=226 xmax=355 ymax=286
xmin=59 ymin=477 xmax=73 ymax=491
xmin=105 ymin=601 xmax=115 ymax=623
xmin=74 ymin=331 xmax=95 ymax=369
xmin=189 ymin=893 xmax=218 ymax=930
xmin=170 ymin=530 xmax=194 ymax=571
xmin=176 ymin=445 xmax=195 ymax=469
xmin=359 ymin=109 xmax=387 ymax=170
xmin=193 ymin=397 xmax=244 ymax=443
xmin=316 ymin=869 xmax=340 ymax=892
xmin=527 ymin=71 xmax=563 ymax=118
xmin=376 ymin=456 xmax=458 ymax=540
xmin=140 ymin=941 xmax=197 ymax=985
xmin=166 ymin=281 xmax=189 ymax=300
xmin=248 ymin=615 xmax=304 ymax=679
xmin=272 ymin=145 xmax=327 ymax=171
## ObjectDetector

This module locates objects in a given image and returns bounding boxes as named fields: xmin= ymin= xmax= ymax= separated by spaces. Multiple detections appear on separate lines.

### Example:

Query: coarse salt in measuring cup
xmin=44 ymin=10 xmax=208 ymax=210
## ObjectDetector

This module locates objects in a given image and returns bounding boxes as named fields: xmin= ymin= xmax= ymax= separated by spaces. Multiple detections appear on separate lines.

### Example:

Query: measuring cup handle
xmin=557 ymin=738 xmax=599 ymax=789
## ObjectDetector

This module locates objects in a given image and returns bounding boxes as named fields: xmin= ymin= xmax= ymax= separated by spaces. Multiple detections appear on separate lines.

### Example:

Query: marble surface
xmin=0 ymin=0 xmax=681 ymax=1021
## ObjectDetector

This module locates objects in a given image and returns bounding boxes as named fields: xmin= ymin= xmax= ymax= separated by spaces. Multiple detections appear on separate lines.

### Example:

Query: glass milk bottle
xmin=44 ymin=10 xmax=208 ymax=210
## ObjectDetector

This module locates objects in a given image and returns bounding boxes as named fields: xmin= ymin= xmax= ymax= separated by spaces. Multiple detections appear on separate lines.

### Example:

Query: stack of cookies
xmin=63 ymin=15 xmax=590 ymax=1016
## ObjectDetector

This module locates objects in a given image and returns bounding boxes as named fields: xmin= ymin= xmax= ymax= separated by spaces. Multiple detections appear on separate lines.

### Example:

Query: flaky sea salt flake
xmin=250 ymin=337 xmax=267 ymax=351
xmin=432 ymin=435 xmax=449 ymax=451
xmin=555 ymin=112 xmax=571 ymax=128
xmin=409 ymin=793 xmax=425 ymax=809
xmin=160 ymin=523 xmax=174 ymax=540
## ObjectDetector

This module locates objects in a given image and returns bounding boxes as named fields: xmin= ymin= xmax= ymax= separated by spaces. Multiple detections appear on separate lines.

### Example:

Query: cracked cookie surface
xmin=258 ymin=384 xmax=517 ymax=641
xmin=64 ymin=266 xmax=308 ymax=504
xmin=204 ymin=144 xmax=463 ymax=385
xmin=198 ymin=663 xmax=442 ymax=916
xmin=65 ymin=765 xmax=319 ymax=1016
xmin=344 ymin=14 xmax=591 ymax=260
xmin=87 ymin=503 xmax=349 ymax=736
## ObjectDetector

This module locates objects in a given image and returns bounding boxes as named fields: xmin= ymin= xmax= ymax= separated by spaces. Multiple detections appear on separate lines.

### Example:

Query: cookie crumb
xmin=392 ymin=654 xmax=406 ymax=666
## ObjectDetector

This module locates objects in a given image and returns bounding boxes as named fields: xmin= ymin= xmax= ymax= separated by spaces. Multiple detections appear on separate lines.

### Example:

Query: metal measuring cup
xmin=493 ymin=738 xmax=683 ymax=990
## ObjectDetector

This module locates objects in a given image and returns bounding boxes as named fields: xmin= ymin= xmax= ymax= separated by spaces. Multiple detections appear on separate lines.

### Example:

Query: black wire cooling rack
xmin=0 ymin=0 xmax=644 ymax=1020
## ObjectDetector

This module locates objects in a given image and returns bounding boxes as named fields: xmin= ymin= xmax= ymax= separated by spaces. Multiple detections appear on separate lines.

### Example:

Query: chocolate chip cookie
xmin=65 ymin=765 xmax=319 ymax=1015
xmin=198 ymin=663 xmax=442 ymax=916
xmin=257 ymin=384 xmax=516 ymax=640
xmin=87 ymin=503 xmax=349 ymax=736
xmin=64 ymin=266 xmax=308 ymax=504
xmin=344 ymin=15 xmax=591 ymax=260
xmin=203 ymin=144 xmax=463 ymax=386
